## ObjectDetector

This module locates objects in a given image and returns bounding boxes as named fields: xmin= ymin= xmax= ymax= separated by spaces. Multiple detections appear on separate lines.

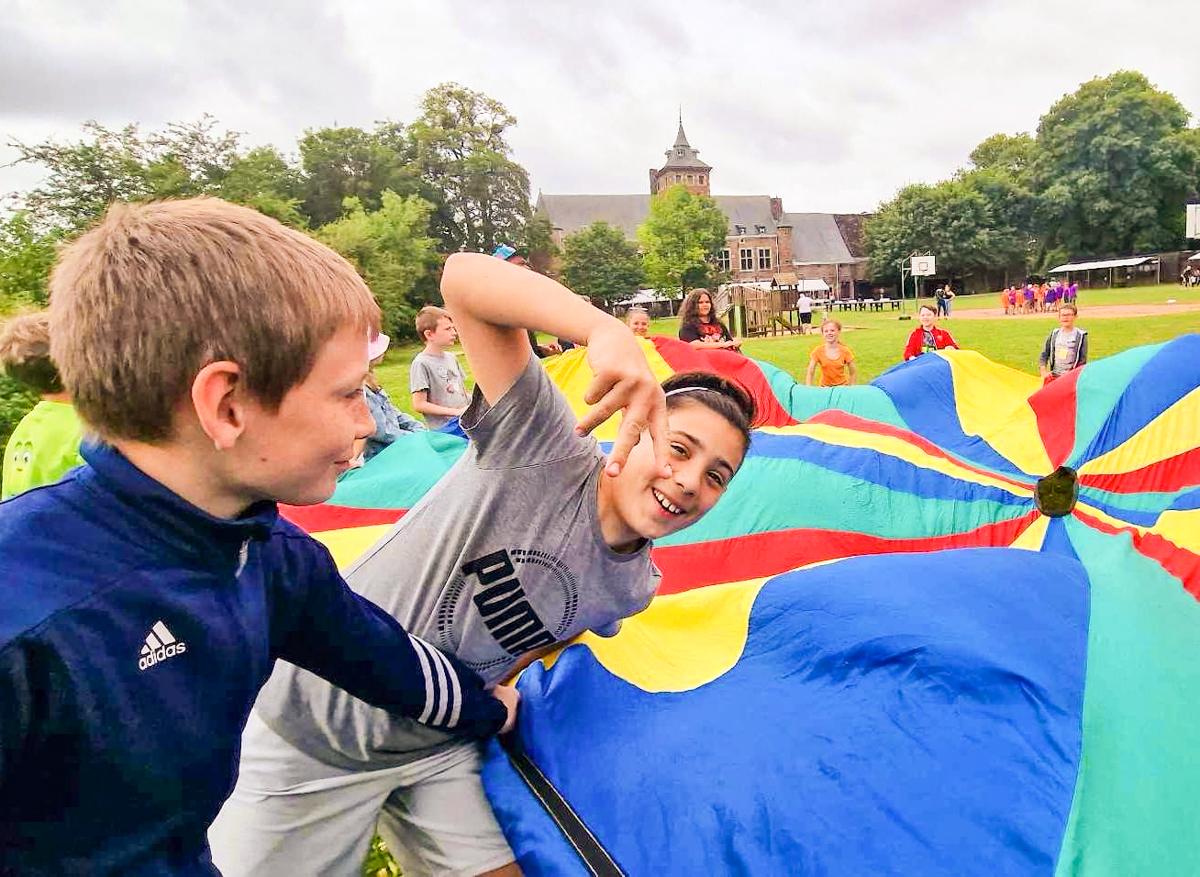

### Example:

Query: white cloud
xmin=2 ymin=0 xmax=1197 ymax=214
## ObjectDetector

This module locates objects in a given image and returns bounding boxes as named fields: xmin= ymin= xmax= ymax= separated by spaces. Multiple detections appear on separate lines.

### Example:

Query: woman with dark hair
xmin=677 ymin=288 xmax=742 ymax=351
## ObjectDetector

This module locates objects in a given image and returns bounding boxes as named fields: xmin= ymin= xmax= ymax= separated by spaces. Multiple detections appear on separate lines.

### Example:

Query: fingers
xmin=575 ymin=380 xmax=627 ymax=437
xmin=639 ymin=388 xmax=670 ymax=477
xmin=604 ymin=408 xmax=647 ymax=476
xmin=581 ymin=370 xmax=615 ymax=407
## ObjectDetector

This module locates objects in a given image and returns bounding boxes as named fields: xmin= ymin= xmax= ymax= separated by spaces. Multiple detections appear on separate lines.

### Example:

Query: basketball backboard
xmin=911 ymin=255 xmax=936 ymax=276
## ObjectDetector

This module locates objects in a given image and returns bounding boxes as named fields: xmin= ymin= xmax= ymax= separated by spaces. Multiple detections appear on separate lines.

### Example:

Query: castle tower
xmin=649 ymin=114 xmax=712 ymax=196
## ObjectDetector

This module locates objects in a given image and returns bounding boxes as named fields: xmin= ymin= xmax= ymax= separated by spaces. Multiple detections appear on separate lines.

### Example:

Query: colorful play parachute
xmin=284 ymin=335 xmax=1200 ymax=876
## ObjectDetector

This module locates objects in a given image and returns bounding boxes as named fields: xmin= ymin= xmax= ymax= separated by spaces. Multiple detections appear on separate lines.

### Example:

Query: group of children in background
xmin=1000 ymin=279 xmax=1078 ymax=315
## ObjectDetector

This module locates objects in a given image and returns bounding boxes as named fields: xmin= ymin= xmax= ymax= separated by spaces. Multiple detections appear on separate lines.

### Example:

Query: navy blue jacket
xmin=0 ymin=443 xmax=506 ymax=875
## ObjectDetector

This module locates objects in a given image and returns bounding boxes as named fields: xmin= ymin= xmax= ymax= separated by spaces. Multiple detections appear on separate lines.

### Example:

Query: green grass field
xmin=374 ymin=284 xmax=1200 ymax=412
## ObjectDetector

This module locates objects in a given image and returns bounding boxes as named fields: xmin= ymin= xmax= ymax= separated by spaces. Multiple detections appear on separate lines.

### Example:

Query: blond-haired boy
xmin=0 ymin=310 xmax=85 ymax=499
xmin=0 ymin=198 xmax=515 ymax=875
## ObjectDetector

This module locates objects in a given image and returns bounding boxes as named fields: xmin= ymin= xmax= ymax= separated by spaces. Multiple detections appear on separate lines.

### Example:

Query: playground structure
xmin=717 ymin=283 xmax=800 ymax=337
xmin=718 ymin=282 xmax=902 ymax=337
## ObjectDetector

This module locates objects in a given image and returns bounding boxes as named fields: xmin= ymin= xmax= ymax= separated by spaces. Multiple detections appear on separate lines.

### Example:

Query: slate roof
xmin=782 ymin=212 xmax=856 ymax=263
xmin=536 ymin=193 xmax=780 ymax=238
xmin=536 ymin=194 xmax=650 ymax=240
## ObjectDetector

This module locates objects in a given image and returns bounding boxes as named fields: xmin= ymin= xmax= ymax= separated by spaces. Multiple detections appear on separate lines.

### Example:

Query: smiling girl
xmin=805 ymin=318 xmax=857 ymax=387
xmin=678 ymin=288 xmax=742 ymax=351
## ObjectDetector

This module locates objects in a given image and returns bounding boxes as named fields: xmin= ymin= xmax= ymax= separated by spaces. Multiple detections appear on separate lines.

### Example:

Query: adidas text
xmin=138 ymin=621 xmax=187 ymax=671
xmin=139 ymin=642 xmax=186 ymax=670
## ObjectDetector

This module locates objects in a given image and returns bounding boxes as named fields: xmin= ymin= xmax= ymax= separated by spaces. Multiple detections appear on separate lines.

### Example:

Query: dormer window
xmin=734 ymin=225 xmax=746 ymax=235
xmin=755 ymin=225 xmax=767 ymax=234
xmin=677 ymin=149 xmax=684 ymax=156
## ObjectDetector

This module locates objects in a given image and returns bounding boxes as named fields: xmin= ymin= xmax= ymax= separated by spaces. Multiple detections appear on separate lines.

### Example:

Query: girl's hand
xmin=575 ymin=321 xmax=670 ymax=478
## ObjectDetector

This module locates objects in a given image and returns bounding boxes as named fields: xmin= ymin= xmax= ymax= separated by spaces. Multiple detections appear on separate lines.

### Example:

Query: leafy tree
xmin=522 ymin=214 xmax=560 ymax=275
xmin=317 ymin=191 xmax=438 ymax=338
xmin=636 ymin=185 xmax=728 ymax=294
xmin=560 ymin=222 xmax=644 ymax=302
xmin=298 ymin=124 xmax=418 ymax=227
xmin=142 ymin=116 xmax=242 ymax=198
xmin=407 ymin=83 xmax=531 ymax=253
xmin=0 ymin=212 xmax=60 ymax=307
xmin=865 ymin=175 xmax=1031 ymax=282
xmin=7 ymin=116 xmax=263 ymax=228
xmin=969 ymin=133 xmax=1037 ymax=176
xmin=8 ymin=122 xmax=154 ymax=229
xmin=219 ymin=147 xmax=308 ymax=228
xmin=1032 ymin=71 xmax=1200 ymax=255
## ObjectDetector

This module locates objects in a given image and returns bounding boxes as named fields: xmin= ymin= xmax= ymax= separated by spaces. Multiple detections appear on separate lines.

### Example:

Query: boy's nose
xmin=353 ymin=398 xmax=375 ymax=439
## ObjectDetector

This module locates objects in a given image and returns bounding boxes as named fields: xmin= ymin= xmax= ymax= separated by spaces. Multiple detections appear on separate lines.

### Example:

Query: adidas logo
xmin=138 ymin=621 xmax=187 ymax=671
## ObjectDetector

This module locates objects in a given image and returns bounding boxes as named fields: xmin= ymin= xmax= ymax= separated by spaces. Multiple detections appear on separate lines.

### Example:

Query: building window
xmin=755 ymin=224 xmax=767 ymax=234
xmin=758 ymin=248 xmax=772 ymax=269
xmin=739 ymin=248 xmax=754 ymax=271
xmin=717 ymin=248 xmax=731 ymax=272
xmin=677 ymin=149 xmax=684 ymax=156
xmin=674 ymin=174 xmax=681 ymax=182
xmin=686 ymin=174 xmax=694 ymax=183
xmin=700 ymin=175 xmax=706 ymax=184
xmin=734 ymin=224 xmax=746 ymax=235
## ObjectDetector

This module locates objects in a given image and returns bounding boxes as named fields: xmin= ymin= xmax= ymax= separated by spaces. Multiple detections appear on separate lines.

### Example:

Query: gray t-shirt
xmin=1051 ymin=328 xmax=1081 ymax=376
xmin=255 ymin=357 xmax=660 ymax=768
xmin=410 ymin=350 xmax=470 ymax=429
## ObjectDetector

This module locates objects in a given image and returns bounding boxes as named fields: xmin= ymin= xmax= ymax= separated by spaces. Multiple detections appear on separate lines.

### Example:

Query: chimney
xmin=777 ymin=223 xmax=794 ymax=266
xmin=770 ymin=197 xmax=783 ymax=220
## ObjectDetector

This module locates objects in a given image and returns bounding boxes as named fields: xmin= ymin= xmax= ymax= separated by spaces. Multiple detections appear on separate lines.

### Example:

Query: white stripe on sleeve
xmin=425 ymin=646 xmax=462 ymax=728
xmin=409 ymin=636 xmax=439 ymax=724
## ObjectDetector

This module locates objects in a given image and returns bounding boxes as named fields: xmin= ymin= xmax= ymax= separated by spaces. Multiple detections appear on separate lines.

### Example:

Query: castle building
xmin=536 ymin=119 xmax=872 ymax=298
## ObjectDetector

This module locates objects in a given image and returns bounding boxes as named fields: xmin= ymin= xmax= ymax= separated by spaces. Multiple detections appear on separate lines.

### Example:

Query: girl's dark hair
xmin=662 ymin=370 xmax=756 ymax=457
xmin=679 ymin=288 xmax=731 ymax=335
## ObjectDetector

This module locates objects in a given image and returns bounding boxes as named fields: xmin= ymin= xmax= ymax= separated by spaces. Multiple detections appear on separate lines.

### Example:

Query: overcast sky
xmin=2 ymin=0 xmax=1197 ymax=216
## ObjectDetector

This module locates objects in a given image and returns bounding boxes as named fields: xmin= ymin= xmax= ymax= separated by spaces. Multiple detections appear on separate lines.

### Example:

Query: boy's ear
xmin=191 ymin=360 xmax=248 ymax=450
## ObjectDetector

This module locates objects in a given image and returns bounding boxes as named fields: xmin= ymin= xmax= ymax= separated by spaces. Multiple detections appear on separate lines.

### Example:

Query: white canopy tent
xmin=614 ymin=288 xmax=678 ymax=318
xmin=1048 ymin=255 xmax=1160 ymax=287
xmin=1047 ymin=256 xmax=1154 ymax=273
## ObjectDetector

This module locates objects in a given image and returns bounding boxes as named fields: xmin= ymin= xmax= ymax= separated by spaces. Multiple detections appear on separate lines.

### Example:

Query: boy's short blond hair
xmin=0 ymin=311 xmax=63 ymax=395
xmin=49 ymin=197 xmax=380 ymax=442
xmin=415 ymin=305 xmax=450 ymax=340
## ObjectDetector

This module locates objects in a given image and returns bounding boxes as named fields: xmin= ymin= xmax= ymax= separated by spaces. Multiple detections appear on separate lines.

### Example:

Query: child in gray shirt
xmin=212 ymin=254 xmax=756 ymax=877
xmin=410 ymin=305 xmax=470 ymax=429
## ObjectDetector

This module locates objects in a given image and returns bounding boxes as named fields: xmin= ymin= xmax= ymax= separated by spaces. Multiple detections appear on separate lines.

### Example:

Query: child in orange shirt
xmin=805 ymin=319 xmax=857 ymax=387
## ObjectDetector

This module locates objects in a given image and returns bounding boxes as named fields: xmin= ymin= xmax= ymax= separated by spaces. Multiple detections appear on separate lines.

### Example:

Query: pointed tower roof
xmin=673 ymin=109 xmax=691 ymax=148
xmin=660 ymin=114 xmax=710 ymax=171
